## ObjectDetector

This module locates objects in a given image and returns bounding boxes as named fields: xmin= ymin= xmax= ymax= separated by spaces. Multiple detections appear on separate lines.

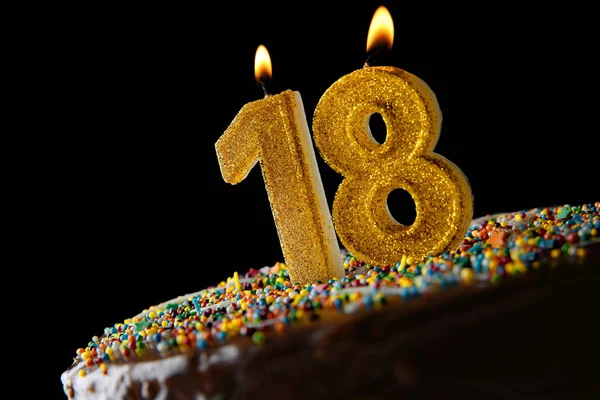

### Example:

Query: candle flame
xmin=366 ymin=6 xmax=394 ymax=54
xmin=254 ymin=44 xmax=272 ymax=85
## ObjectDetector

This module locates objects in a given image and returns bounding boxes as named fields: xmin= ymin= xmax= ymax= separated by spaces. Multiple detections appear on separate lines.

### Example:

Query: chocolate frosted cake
xmin=61 ymin=203 xmax=600 ymax=399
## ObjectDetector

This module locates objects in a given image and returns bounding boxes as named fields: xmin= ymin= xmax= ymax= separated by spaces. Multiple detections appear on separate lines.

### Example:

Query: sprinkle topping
xmin=70 ymin=203 xmax=599 ymax=376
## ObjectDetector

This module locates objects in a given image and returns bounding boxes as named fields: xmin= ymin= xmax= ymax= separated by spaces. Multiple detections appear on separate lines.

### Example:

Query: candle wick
xmin=363 ymin=47 xmax=390 ymax=68
xmin=259 ymin=77 xmax=269 ymax=98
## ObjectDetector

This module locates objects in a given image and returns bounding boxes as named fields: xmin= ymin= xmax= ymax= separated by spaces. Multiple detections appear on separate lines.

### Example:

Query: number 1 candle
xmin=313 ymin=7 xmax=474 ymax=266
xmin=215 ymin=45 xmax=344 ymax=284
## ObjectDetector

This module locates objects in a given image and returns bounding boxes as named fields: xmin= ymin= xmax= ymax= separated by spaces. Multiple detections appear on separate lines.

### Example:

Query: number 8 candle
xmin=216 ymin=45 xmax=344 ymax=284
xmin=313 ymin=7 xmax=474 ymax=266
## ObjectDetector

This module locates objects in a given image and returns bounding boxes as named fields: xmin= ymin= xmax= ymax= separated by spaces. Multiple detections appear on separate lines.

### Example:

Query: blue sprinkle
xmin=467 ymin=242 xmax=483 ymax=253
xmin=333 ymin=298 xmax=343 ymax=310
xmin=192 ymin=298 xmax=201 ymax=311
xmin=399 ymin=287 xmax=410 ymax=300
xmin=217 ymin=331 xmax=227 ymax=342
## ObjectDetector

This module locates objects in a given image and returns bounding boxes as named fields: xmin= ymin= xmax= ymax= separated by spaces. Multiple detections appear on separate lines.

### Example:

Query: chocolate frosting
xmin=62 ymin=250 xmax=600 ymax=399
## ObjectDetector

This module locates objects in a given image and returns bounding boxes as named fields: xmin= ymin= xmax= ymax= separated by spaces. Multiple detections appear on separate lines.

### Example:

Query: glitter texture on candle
xmin=216 ymin=90 xmax=344 ymax=284
xmin=313 ymin=66 xmax=473 ymax=266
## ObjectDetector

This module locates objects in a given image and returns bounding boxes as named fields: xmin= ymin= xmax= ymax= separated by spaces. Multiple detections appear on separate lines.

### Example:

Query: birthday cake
xmin=61 ymin=203 xmax=600 ymax=399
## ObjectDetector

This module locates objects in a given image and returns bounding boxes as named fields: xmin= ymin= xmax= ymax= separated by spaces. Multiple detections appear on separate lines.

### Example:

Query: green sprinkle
xmin=557 ymin=207 xmax=572 ymax=220
xmin=252 ymin=331 xmax=265 ymax=344
xmin=133 ymin=321 xmax=151 ymax=331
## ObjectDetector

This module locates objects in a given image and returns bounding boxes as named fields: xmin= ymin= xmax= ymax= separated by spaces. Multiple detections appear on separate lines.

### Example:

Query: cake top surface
xmin=63 ymin=202 xmax=599 ymax=389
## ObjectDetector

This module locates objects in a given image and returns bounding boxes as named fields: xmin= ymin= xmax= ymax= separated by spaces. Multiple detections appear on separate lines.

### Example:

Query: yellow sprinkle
xmin=234 ymin=271 xmax=241 ymax=290
xmin=500 ymin=221 xmax=508 ymax=227
xmin=106 ymin=348 xmax=113 ymax=355
xmin=505 ymin=263 xmax=514 ymax=274
xmin=460 ymin=268 xmax=475 ymax=284
xmin=139 ymin=330 xmax=146 ymax=337
xmin=82 ymin=351 xmax=91 ymax=360
xmin=514 ymin=214 xmax=523 ymax=221
xmin=266 ymin=295 xmax=275 ymax=305
xmin=100 ymin=363 xmax=107 ymax=374
xmin=550 ymin=249 xmax=562 ymax=259
xmin=79 ymin=370 xmax=86 ymax=378
xmin=591 ymin=228 xmax=598 ymax=237
xmin=471 ymin=230 xmax=479 ymax=238
xmin=124 ymin=319 xmax=131 ymax=324
xmin=240 ymin=301 xmax=248 ymax=311
xmin=398 ymin=254 xmax=407 ymax=270
xmin=161 ymin=321 xmax=169 ymax=327
xmin=295 ymin=309 xmax=304 ymax=319
xmin=576 ymin=248 xmax=587 ymax=258
xmin=300 ymin=289 xmax=309 ymax=296
xmin=398 ymin=277 xmax=413 ymax=287
xmin=149 ymin=311 xmax=157 ymax=319
xmin=406 ymin=257 xmax=414 ymax=265
xmin=514 ymin=262 xmax=527 ymax=274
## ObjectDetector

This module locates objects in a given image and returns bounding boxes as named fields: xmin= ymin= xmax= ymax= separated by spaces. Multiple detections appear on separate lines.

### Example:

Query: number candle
xmin=215 ymin=45 xmax=344 ymax=284
xmin=313 ymin=7 xmax=474 ymax=266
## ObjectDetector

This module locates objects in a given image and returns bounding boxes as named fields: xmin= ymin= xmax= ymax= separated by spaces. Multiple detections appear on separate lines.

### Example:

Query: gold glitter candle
xmin=312 ymin=7 xmax=473 ymax=266
xmin=216 ymin=46 xmax=344 ymax=284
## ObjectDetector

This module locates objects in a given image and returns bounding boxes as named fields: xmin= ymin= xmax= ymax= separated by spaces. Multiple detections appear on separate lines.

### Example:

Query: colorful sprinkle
xmin=69 ymin=203 xmax=599 ymax=377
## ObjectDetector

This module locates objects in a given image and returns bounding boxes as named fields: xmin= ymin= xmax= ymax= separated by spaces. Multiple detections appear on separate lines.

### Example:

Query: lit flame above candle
xmin=254 ymin=44 xmax=272 ymax=86
xmin=366 ymin=6 xmax=394 ymax=54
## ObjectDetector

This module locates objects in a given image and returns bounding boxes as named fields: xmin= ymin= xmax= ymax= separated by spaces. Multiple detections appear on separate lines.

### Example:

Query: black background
xmin=31 ymin=2 xmax=598 ymax=398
